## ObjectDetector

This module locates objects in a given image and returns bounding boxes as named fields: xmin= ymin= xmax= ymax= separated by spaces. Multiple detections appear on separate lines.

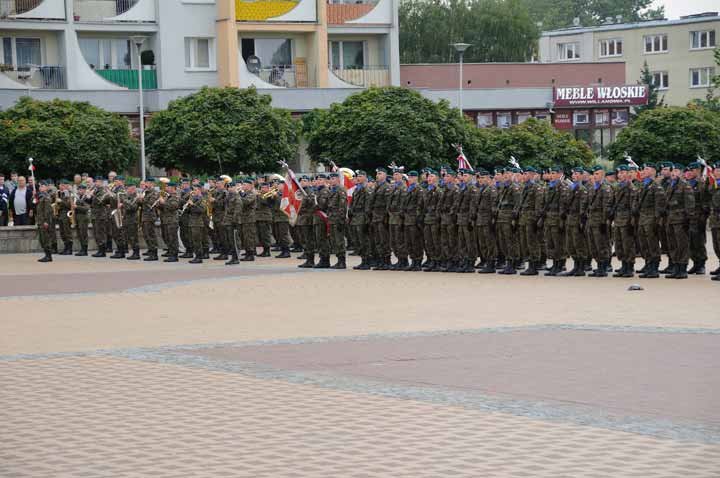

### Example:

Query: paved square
xmin=1 ymin=254 xmax=719 ymax=477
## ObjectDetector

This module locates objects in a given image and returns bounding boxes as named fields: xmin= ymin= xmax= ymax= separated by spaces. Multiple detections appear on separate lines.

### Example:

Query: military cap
xmin=242 ymin=178 xmax=254 ymax=184
xmin=126 ymin=179 xmax=139 ymax=187
xmin=78 ymin=184 xmax=87 ymax=190
xmin=180 ymin=177 xmax=190 ymax=183
xmin=146 ymin=176 xmax=156 ymax=182
xmin=616 ymin=164 xmax=629 ymax=171
xmin=687 ymin=162 xmax=702 ymax=170
xmin=315 ymin=173 xmax=328 ymax=180
xmin=547 ymin=165 xmax=562 ymax=173
xmin=571 ymin=167 xmax=585 ymax=173
xmin=476 ymin=170 xmax=490 ymax=176
xmin=659 ymin=162 xmax=673 ymax=169
xmin=356 ymin=170 xmax=367 ymax=177
xmin=588 ymin=165 xmax=602 ymax=172
xmin=425 ymin=168 xmax=437 ymax=175
xmin=445 ymin=169 xmax=456 ymax=176
xmin=673 ymin=163 xmax=684 ymax=170
xmin=628 ymin=164 xmax=639 ymax=170
xmin=328 ymin=172 xmax=339 ymax=178
xmin=642 ymin=163 xmax=657 ymax=170
xmin=375 ymin=167 xmax=387 ymax=173
xmin=115 ymin=175 xmax=124 ymax=181
xmin=95 ymin=176 xmax=105 ymax=181
xmin=508 ymin=167 xmax=521 ymax=174
xmin=607 ymin=170 xmax=617 ymax=177
xmin=167 ymin=181 xmax=177 ymax=187
xmin=299 ymin=175 xmax=310 ymax=181
xmin=192 ymin=183 xmax=203 ymax=189
xmin=407 ymin=170 xmax=419 ymax=177
xmin=524 ymin=166 xmax=538 ymax=173
xmin=228 ymin=181 xmax=236 ymax=187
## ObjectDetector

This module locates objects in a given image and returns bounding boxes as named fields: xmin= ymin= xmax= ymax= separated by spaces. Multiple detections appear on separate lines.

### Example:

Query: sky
xmin=651 ymin=0 xmax=719 ymax=19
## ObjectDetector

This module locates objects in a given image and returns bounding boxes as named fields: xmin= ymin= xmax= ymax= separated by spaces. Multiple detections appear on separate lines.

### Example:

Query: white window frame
xmin=0 ymin=36 xmax=43 ymax=68
xmin=643 ymin=33 xmax=668 ymax=54
xmin=558 ymin=42 xmax=580 ymax=61
xmin=690 ymin=67 xmax=714 ymax=88
xmin=611 ymin=109 xmax=628 ymax=126
xmin=599 ymin=38 xmax=623 ymax=58
xmin=79 ymin=38 xmax=134 ymax=70
xmin=573 ymin=110 xmax=589 ymax=125
xmin=329 ymin=40 xmax=367 ymax=69
xmin=651 ymin=71 xmax=669 ymax=90
xmin=476 ymin=113 xmax=493 ymax=128
xmin=594 ymin=110 xmax=609 ymax=126
xmin=690 ymin=30 xmax=716 ymax=50
xmin=496 ymin=113 xmax=511 ymax=129
xmin=185 ymin=37 xmax=215 ymax=72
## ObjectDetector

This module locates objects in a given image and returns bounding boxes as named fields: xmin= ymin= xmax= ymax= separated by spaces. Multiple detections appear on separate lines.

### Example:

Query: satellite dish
xmin=246 ymin=55 xmax=262 ymax=74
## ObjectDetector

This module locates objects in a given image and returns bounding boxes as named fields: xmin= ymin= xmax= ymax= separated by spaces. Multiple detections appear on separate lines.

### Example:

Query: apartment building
xmin=538 ymin=12 xmax=719 ymax=106
xmin=0 ymin=0 xmax=399 ymax=111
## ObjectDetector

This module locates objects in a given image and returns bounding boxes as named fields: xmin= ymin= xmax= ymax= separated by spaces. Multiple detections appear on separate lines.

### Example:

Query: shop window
xmin=477 ymin=113 xmax=493 ymax=128
xmin=573 ymin=110 xmax=589 ymax=125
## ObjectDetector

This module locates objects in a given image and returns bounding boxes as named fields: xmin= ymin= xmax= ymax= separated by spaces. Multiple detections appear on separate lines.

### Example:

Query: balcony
xmin=331 ymin=65 xmax=389 ymax=87
xmin=73 ymin=0 xmax=155 ymax=22
xmin=0 ymin=64 xmax=66 ymax=88
xmin=94 ymin=67 xmax=156 ymax=89
xmin=327 ymin=1 xmax=375 ymax=24
xmin=0 ymin=0 xmax=39 ymax=17
xmin=251 ymin=65 xmax=298 ymax=88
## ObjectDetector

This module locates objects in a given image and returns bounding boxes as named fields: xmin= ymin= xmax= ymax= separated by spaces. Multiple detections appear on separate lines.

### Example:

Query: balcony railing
xmin=94 ymin=67 xmax=157 ymax=89
xmin=254 ymin=65 xmax=297 ymax=88
xmin=331 ymin=66 xmax=389 ymax=87
xmin=0 ymin=0 xmax=43 ymax=17
xmin=0 ymin=64 xmax=66 ymax=88
xmin=73 ymin=0 xmax=147 ymax=22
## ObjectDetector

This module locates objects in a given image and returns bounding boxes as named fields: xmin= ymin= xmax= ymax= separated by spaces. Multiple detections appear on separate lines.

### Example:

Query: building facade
xmin=538 ymin=12 xmax=719 ymax=106
xmin=0 ymin=0 xmax=400 ymax=96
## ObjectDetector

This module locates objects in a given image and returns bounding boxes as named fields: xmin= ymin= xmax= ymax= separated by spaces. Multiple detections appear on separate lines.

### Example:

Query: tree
xmin=609 ymin=107 xmax=720 ymax=166
xmin=304 ymin=87 xmax=479 ymax=171
xmin=146 ymin=87 xmax=299 ymax=175
xmin=0 ymin=97 xmax=136 ymax=179
xmin=399 ymin=0 xmax=539 ymax=64
xmin=632 ymin=60 xmax=664 ymax=117
xmin=522 ymin=0 xmax=664 ymax=31
xmin=470 ymin=119 xmax=594 ymax=171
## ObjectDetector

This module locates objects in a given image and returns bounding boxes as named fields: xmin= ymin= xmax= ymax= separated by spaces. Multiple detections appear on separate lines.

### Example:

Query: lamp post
xmin=131 ymin=36 xmax=148 ymax=181
xmin=451 ymin=42 xmax=471 ymax=115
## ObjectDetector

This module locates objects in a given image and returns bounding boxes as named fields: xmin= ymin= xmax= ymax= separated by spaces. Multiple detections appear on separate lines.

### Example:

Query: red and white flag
xmin=454 ymin=144 xmax=474 ymax=171
xmin=331 ymin=162 xmax=356 ymax=204
xmin=280 ymin=168 xmax=303 ymax=226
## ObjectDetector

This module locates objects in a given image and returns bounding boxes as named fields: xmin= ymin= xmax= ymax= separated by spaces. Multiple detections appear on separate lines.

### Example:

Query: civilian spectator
xmin=9 ymin=176 xmax=35 ymax=226
xmin=7 ymin=171 xmax=18 ymax=193
xmin=0 ymin=174 xmax=9 ymax=226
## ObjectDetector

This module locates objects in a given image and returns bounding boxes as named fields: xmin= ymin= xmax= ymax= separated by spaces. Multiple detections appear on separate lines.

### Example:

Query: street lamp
xmin=131 ymin=36 xmax=148 ymax=181
xmin=451 ymin=42 xmax=471 ymax=114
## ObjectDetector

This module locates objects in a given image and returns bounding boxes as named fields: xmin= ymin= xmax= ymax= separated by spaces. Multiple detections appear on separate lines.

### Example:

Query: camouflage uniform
xmin=542 ymin=179 xmax=569 ymax=274
xmin=158 ymin=192 xmax=180 ymax=259
xmin=327 ymin=184 xmax=348 ymax=265
xmin=74 ymin=192 xmax=91 ymax=254
xmin=438 ymin=182 xmax=458 ymax=270
xmin=471 ymin=181 xmax=498 ymax=271
xmin=563 ymin=181 xmax=588 ymax=275
xmin=587 ymin=181 xmax=613 ymax=275
xmin=58 ymin=191 xmax=73 ymax=253
xmin=387 ymin=181 xmax=407 ymax=267
xmin=122 ymin=191 xmax=140 ymax=257
xmin=91 ymin=187 xmax=109 ymax=255
xmin=688 ymin=177 xmax=711 ymax=272
xmin=349 ymin=183 xmax=371 ymax=267
xmin=496 ymin=181 xmax=522 ymax=273
xmin=140 ymin=188 xmax=159 ymax=257
xmin=36 ymin=190 xmax=54 ymax=260
xmin=255 ymin=191 xmax=274 ymax=255
xmin=313 ymin=185 xmax=331 ymax=266
xmin=611 ymin=180 xmax=639 ymax=275
xmin=179 ymin=187 xmax=193 ymax=256
xmin=516 ymin=180 xmax=544 ymax=274
xmin=271 ymin=191 xmax=292 ymax=256
xmin=188 ymin=194 xmax=207 ymax=261
xmin=421 ymin=184 xmax=442 ymax=270
xmin=402 ymin=181 xmax=424 ymax=269
xmin=455 ymin=181 xmax=477 ymax=272
xmin=665 ymin=178 xmax=695 ymax=277
xmin=240 ymin=189 xmax=257 ymax=258
xmin=212 ymin=187 xmax=228 ymax=257
xmin=636 ymin=177 xmax=666 ymax=277
xmin=368 ymin=180 xmax=392 ymax=268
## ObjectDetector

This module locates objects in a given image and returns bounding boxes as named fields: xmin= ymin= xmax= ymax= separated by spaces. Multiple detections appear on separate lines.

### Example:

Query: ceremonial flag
xmin=280 ymin=166 xmax=303 ymax=226
xmin=330 ymin=161 xmax=356 ymax=204
xmin=453 ymin=144 xmax=474 ymax=171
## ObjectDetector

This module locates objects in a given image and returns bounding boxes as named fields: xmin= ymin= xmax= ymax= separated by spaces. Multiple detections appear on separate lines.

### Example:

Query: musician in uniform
xmin=57 ymin=180 xmax=74 ymax=255
xmin=223 ymin=181 xmax=241 ymax=265
xmin=158 ymin=181 xmax=180 ymax=263
xmin=90 ymin=177 xmax=109 ymax=257
xmin=108 ymin=176 xmax=127 ymax=258
xmin=36 ymin=181 xmax=54 ymax=262
xmin=74 ymin=184 xmax=91 ymax=256
xmin=188 ymin=184 xmax=208 ymax=264
xmin=123 ymin=180 xmax=141 ymax=260
xmin=211 ymin=177 xmax=229 ymax=261
xmin=239 ymin=179 xmax=257 ymax=261
xmin=256 ymin=182 xmax=274 ymax=257
xmin=139 ymin=178 xmax=160 ymax=261
xmin=179 ymin=179 xmax=194 ymax=258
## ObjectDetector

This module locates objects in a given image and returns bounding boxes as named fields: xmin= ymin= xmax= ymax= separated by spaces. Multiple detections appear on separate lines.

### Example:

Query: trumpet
xmin=181 ymin=197 xmax=195 ymax=214
xmin=261 ymin=187 xmax=279 ymax=199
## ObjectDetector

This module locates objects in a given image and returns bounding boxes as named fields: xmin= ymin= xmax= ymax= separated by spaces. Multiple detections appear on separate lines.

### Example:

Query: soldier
xmin=635 ymin=163 xmax=666 ymax=278
xmin=496 ymin=168 xmax=522 ymax=274
xmin=298 ymin=176 xmax=318 ymax=268
xmin=438 ymin=170 xmax=459 ymax=272
xmin=560 ymin=167 xmax=589 ymax=277
xmin=240 ymin=179 xmax=257 ymax=261
xmin=178 ymin=179 xmax=194 ymax=259
xmin=223 ymin=181 xmax=241 ymax=265
xmin=36 ymin=181 xmax=54 ymax=263
xmin=256 ymin=182 xmax=274 ymax=257
xmin=664 ymin=164 xmax=695 ymax=279
xmin=350 ymin=171 xmax=372 ymax=270
xmin=657 ymin=162 xmax=674 ymax=272
xmin=312 ymin=174 xmax=332 ymax=269
xmin=516 ymin=167 xmax=544 ymax=276
xmin=473 ymin=170 xmax=498 ymax=274
xmin=455 ymin=169 xmax=477 ymax=273
xmin=139 ymin=178 xmax=160 ymax=261
xmin=402 ymin=171 xmax=424 ymax=271
xmin=90 ymin=177 xmax=109 ymax=258
xmin=270 ymin=181 xmax=292 ymax=258
xmin=686 ymin=162 xmax=710 ymax=274
xmin=54 ymin=181 xmax=73 ymax=255
xmin=123 ymin=180 xmax=141 ymax=260
xmin=421 ymin=170 xmax=442 ymax=272
xmin=158 ymin=181 xmax=180 ymax=263
xmin=326 ymin=172 xmax=348 ymax=269
xmin=587 ymin=166 xmax=613 ymax=277
xmin=211 ymin=177 xmax=229 ymax=261
xmin=387 ymin=169 xmax=407 ymax=269
xmin=541 ymin=166 xmax=569 ymax=276
xmin=610 ymin=165 xmax=638 ymax=277
xmin=74 ymin=184 xmax=91 ymax=256
xmin=710 ymin=164 xmax=720 ymax=281
xmin=186 ymin=184 xmax=207 ymax=264
xmin=368 ymin=168 xmax=392 ymax=270
xmin=108 ymin=176 xmax=127 ymax=258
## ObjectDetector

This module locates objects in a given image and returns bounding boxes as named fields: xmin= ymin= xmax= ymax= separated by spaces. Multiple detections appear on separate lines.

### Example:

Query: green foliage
xmin=609 ymin=107 xmax=720 ymax=166
xmin=470 ymin=119 xmax=594 ymax=170
xmin=303 ymin=88 xmax=593 ymax=172
xmin=521 ymin=0 xmax=664 ymax=31
xmin=399 ymin=0 xmax=539 ymax=63
xmin=633 ymin=61 xmax=664 ymax=117
xmin=146 ymin=87 xmax=299 ymax=175
xmin=0 ymin=97 xmax=136 ymax=179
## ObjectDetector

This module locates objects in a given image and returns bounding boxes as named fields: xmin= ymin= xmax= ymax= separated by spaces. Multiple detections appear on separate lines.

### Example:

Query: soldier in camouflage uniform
xmin=74 ymin=184 xmax=91 ymax=256
xmin=270 ymin=182 xmax=292 ymax=258
xmin=90 ymin=177 xmax=110 ymax=257
xmin=472 ymin=170 xmax=498 ymax=274
xmin=587 ymin=166 xmax=613 ymax=277
xmin=368 ymin=168 xmax=392 ymax=270
xmin=635 ymin=164 xmax=666 ymax=278
xmin=541 ymin=166 xmax=569 ymax=276
xmin=36 ymin=181 xmax=54 ymax=262
xmin=186 ymin=185 xmax=207 ymax=264
xmin=516 ymin=167 xmax=544 ymax=276
xmin=211 ymin=178 xmax=229 ymax=261
xmin=560 ymin=167 xmax=589 ymax=277
xmin=350 ymin=172 xmax=372 ymax=270
xmin=123 ymin=180 xmax=141 ymax=260
xmin=158 ymin=182 xmax=180 ymax=263
xmin=387 ymin=169 xmax=407 ymax=270
xmin=255 ymin=182 xmax=274 ymax=257
xmin=455 ymin=169 xmax=477 ymax=273
xmin=657 ymin=162 xmax=673 ymax=271
xmin=686 ymin=162 xmax=711 ymax=275
xmin=421 ymin=170 xmax=442 ymax=272
xmin=326 ymin=172 xmax=348 ymax=269
xmin=496 ymin=168 xmax=522 ymax=274
xmin=223 ymin=181 xmax=241 ymax=265
xmin=312 ymin=174 xmax=331 ymax=269
xmin=57 ymin=181 xmax=74 ymax=255
xmin=709 ymin=164 xmax=720 ymax=281
xmin=108 ymin=177 xmax=127 ymax=258
xmin=402 ymin=171 xmax=424 ymax=271
xmin=139 ymin=178 xmax=160 ymax=261
xmin=298 ymin=177 xmax=318 ymax=268
xmin=610 ymin=165 xmax=639 ymax=278
xmin=664 ymin=164 xmax=695 ymax=279
xmin=239 ymin=179 xmax=257 ymax=261
xmin=438 ymin=171 xmax=459 ymax=272
xmin=178 ymin=179 xmax=194 ymax=258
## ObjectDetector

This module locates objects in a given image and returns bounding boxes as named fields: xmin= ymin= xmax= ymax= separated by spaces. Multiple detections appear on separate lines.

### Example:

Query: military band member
xmin=256 ymin=182 xmax=274 ymax=257
xmin=74 ymin=184 xmax=91 ymax=256
xmin=402 ymin=171 xmax=424 ymax=271
xmin=635 ymin=163 xmax=666 ymax=278
xmin=178 ymin=179 xmax=194 ymax=258
xmin=327 ymin=172 xmax=348 ymax=269
xmin=211 ymin=177 xmax=229 ymax=261
xmin=56 ymin=181 xmax=74 ymax=255
xmin=90 ymin=177 xmax=109 ymax=257
xmin=561 ymin=167 xmax=589 ymax=277
xmin=240 ymin=179 xmax=257 ymax=261
xmin=664 ymin=164 xmax=695 ymax=279
xmin=108 ymin=176 xmax=127 ymax=258
xmin=270 ymin=181 xmax=292 ymax=258
xmin=186 ymin=184 xmax=207 ymax=264
xmin=139 ymin=178 xmax=160 ymax=261
xmin=158 ymin=181 xmax=180 ymax=263
xmin=387 ymin=169 xmax=407 ymax=270
xmin=224 ymin=181 xmax=241 ymax=265
xmin=123 ymin=180 xmax=141 ymax=260
xmin=36 ymin=181 xmax=54 ymax=263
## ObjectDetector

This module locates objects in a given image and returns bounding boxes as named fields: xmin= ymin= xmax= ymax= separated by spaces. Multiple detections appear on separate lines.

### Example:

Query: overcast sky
xmin=651 ymin=0 xmax=719 ymax=19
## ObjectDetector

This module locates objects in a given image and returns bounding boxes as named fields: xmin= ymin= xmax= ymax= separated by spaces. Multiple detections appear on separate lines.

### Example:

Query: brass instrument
xmin=67 ymin=192 xmax=78 ymax=228
xmin=150 ymin=178 xmax=170 ymax=210
xmin=51 ymin=196 xmax=61 ymax=217
xmin=261 ymin=187 xmax=279 ymax=199
xmin=181 ymin=196 xmax=195 ymax=214
xmin=111 ymin=190 xmax=124 ymax=229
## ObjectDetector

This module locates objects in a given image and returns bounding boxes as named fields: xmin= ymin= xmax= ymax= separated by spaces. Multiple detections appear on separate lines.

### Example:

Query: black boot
xmin=710 ymin=266 xmax=720 ymax=276
xmin=462 ymin=259 xmax=476 ymax=273
xmin=613 ymin=261 xmax=627 ymax=277
xmin=354 ymin=257 xmax=369 ymax=270
xmin=544 ymin=261 xmax=559 ymax=276
xmin=637 ymin=262 xmax=647 ymax=274
xmin=590 ymin=260 xmax=606 ymax=277
xmin=163 ymin=255 xmax=178 ymax=263
xmin=202 ymin=248 xmax=210 ymax=259
xmin=712 ymin=274 xmax=720 ymax=281
xmin=240 ymin=252 xmax=255 ymax=262
xmin=499 ymin=262 xmax=517 ymax=275
xmin=105 ymin=239 xmax=113 ymax=252
xmin=92 ymin=246 xmax=106 ymax=258
xmin=423 ymin=260 xmax=437 ymax=272
xmin=314 ymin=255 xmax=330 ymax=268
xmin=407 ymin=259 xmax=422 ymax=271
xmin=560 ymin=259 xmax=578 ymax=277
xmin=640 ymin=260 xmax=659 ymax=279
xmin=520 ymin=261 xmax=538 ymax=276
xmin=331 ymin=255 xmax=346 ymax=269
xmin=75 ymin=246 xmax=88 ymax=257
xmin=621 ymin=261 xmax=635 ymax=278
xmin=573 ymin=259 xmax=587 ymax=277
xmin=299 ymin=253 xmax=315 ymax=268
xmin=189 ymin=253 xmax=203 ymax=264
xmin=659 ymin=262 xmax=672 ymax=274
xmin=690 ymin=260 xmax=706 ymax=275
xmin=495 ymin=259 xmax=506 ymax=270
xmin=478 ymin=260 xmax=496 ymax=274
xmin=672 ymin=263 xmax=688 ymax=279
xmin=373 ymin=257 xmax=390 ymax=271
xmin=214 ymin=252 xmax=229 ymax=261
xmin=127 ymin=247 xmax=141 ymax=260
xmin=290 ymin=244 xmax=303 ymax=253
xmin=38 ymin=251 xmax=53 ymax=263
xmin=276 ymin=248 xmax=291 ymax=258
xmin=144 ymin=250 xmax=158 ymax=262
xmin=59 ymin=243 xmax=72 ymax=255
xmin=259 ymin=248 xmax=271 ymax=258
xmin=226 ymin=251 xmax=239 ymax=265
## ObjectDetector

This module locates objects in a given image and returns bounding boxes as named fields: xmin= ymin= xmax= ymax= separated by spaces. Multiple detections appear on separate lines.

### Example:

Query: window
xmin=573 ymin=110 xmax=589 ymax=125
xmin=558 ymin=42 xmax=580 ymax=61
xmin=241 ymin=38 xmax=292 ymax=67
xmin=0 ymin=37 xmax=42 ymax=68
xmin=611 ymin=110 xmax=628 ymax=126
xmin=476 ymin=113 xmax=493 ymax=128
xmin=185 ymin=37 xmax=214 ymax=70
xmin=79 ymin=38 xmax=131 ymax=70
xmin=595 ymin=110 xmax=609 ymax=126
xmin=691 ymin=30 xmax=716 ymax=49
xmin=651 ymin=71 xmax=669 ymax=90
xmin=644 ymin=34 xmax=668 ymax=53
xmin=599 ymin=39 xmax=622 ymax=58
xmin=534 ymin=113 xmax=550 ymax=123
xmin=690 ymin=67 xmax=714 ymax=88
xmin=2 ymin=37 xmax=12 ymax=65
xmin=496 ymin=113 xmax=511 ymax=128
xmin=330 ymin=41 xmax=365 ymax=69
xmin=516 ymin=112 xmax=531 ymax=124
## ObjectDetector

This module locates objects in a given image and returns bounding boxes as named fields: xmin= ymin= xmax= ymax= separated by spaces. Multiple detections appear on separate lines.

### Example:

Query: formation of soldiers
xmin=31 ymin=160 xmax=720 ymax=281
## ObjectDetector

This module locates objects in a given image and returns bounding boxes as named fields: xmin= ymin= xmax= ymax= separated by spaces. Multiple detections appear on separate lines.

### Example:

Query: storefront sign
xmin=553 ymin=85 xmax=649 ymax=106
xmin=553 ymin=110 xmax=573 ymax=129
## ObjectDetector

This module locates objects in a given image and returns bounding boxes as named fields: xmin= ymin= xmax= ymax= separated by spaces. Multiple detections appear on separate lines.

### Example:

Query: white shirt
xmin=13 ymin=187 xmax=27 ymax=215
